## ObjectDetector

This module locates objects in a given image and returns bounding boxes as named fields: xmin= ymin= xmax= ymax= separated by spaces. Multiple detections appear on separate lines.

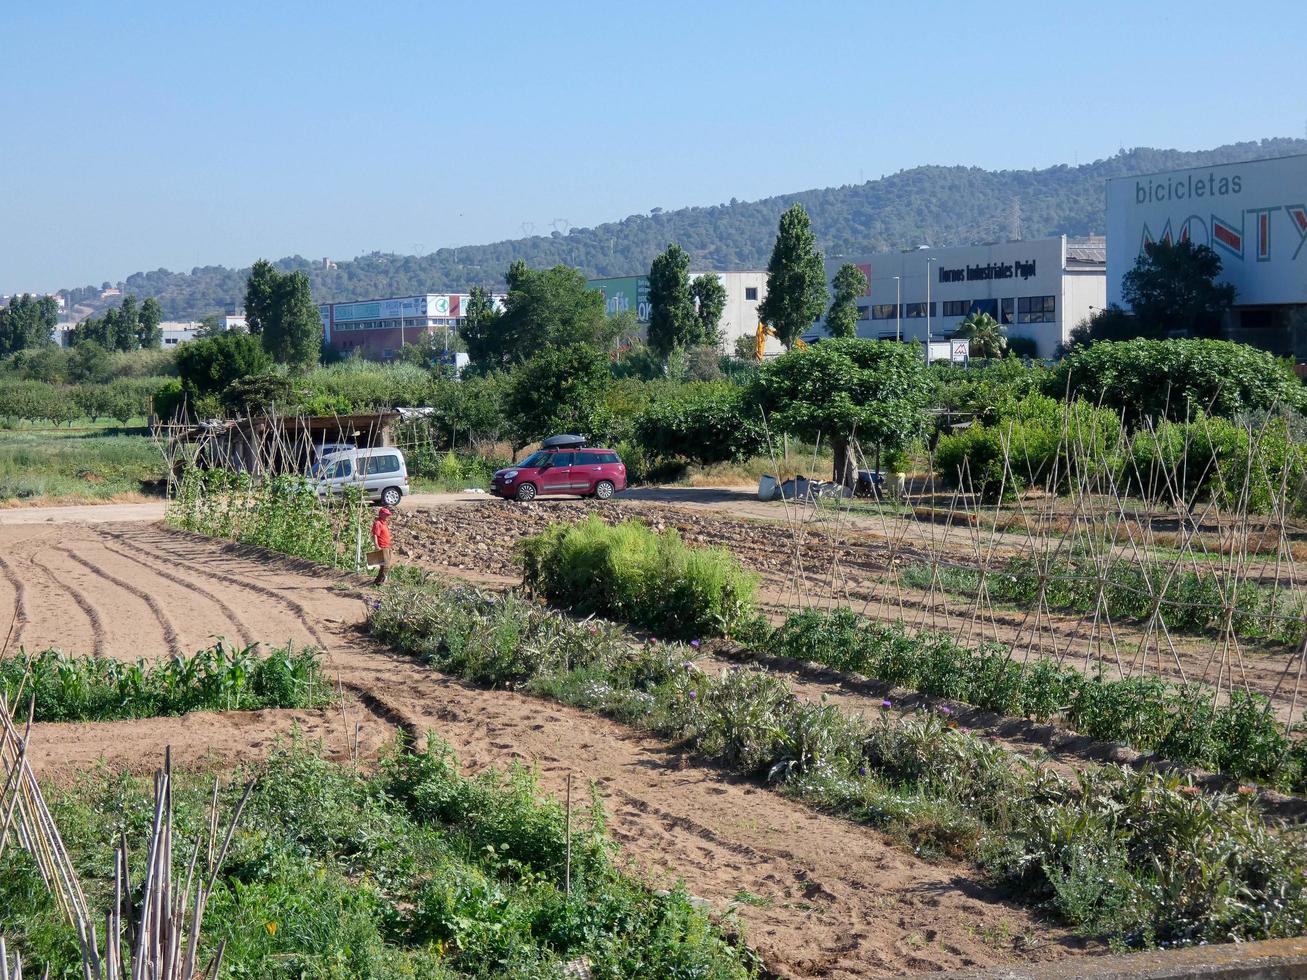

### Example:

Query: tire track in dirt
xmin=89 ymin=532 xmax=257 ymax=648
xmin=96 ymin=527 xmax=334 ymax=650
xmin=26 ymin=700 xmax=398 ymax=785
xmin=0 ymin=551 xmax=29 ymax=654
xmin=55 ymin=545 xmax=182 ymax=655
xmin=24 ymin=549 xmax=106 ymax=657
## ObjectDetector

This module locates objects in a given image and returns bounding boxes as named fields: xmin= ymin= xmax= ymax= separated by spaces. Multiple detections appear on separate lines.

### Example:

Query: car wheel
xmin=381 ymin=487 xmax=402 ymax=508
xmin=594 ymin=480 xmax=615 ymax=501
xmin=515 ymin=482 xmax=537 ymax=502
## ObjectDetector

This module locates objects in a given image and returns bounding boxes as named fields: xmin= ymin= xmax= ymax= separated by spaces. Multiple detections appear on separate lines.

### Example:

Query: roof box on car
xmin=541 ymin=434 xmax=587 ymax=450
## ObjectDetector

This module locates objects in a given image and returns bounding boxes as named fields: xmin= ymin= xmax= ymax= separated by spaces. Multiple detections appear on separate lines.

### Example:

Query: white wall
xmin=1106 ymin=154 xmax=1307 ymax=307
xmin=814 ymin=236 xmax=1104 ymax=358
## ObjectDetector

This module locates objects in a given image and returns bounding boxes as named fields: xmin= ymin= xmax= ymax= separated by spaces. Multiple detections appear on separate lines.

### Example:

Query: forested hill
xmin=66 ymin=138 xmax=1307 ymax=320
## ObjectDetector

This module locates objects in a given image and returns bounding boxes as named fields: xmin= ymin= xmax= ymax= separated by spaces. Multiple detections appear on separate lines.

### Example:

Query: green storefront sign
xmin=589 ymin=277 xmax=651 ymax=322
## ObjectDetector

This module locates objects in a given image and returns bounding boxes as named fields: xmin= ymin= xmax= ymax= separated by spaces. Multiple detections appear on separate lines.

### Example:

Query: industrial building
xmin=1106 ymin=152 xmax=1307 ymax=362
xmin=319 ymin=293 xmax=505 ymax=360
xmin=587 ymin=271 xmax=782 ymax=355
xmin=808 ymin=236 xmax=1106 ymax=358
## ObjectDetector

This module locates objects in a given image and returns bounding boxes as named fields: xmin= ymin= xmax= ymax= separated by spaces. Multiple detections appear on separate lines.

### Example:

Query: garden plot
xmin=393 ymin=497 xmax=1307 ymax=726
xmin=0 ymin=518 xmax=1082 ymax=977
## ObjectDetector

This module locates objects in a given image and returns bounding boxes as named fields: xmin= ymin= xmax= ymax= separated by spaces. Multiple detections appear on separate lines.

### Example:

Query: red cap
xmin=377 ymin=508 xmax=392 ymax=518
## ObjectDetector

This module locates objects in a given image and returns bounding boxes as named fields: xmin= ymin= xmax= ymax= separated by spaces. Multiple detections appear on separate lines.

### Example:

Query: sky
xmin=1 ymin=0 xmax=1304 ymax=294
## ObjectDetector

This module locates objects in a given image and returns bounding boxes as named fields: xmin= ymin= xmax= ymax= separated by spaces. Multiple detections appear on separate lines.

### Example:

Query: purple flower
xmin=881 ymin=699 xmax=892 ymax=709
xmin=939 ymin=705 xmax=952 ymax=716
xmin=690 ymin=639 xmax=701 ymax=648
xmin=859 ymin=766 xmax=867 ymax=776
xmin=688 ymin=690 xmax=697 ymax=700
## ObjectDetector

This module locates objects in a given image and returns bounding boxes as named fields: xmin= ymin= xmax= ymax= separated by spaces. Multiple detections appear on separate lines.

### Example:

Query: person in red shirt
xmin=371 ymin=507 xmax=393 ymax=585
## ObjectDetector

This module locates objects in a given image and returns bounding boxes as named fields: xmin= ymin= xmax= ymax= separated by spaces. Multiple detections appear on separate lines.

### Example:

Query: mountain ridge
xmin=62 ymin=138 xmax=1307 ymax=320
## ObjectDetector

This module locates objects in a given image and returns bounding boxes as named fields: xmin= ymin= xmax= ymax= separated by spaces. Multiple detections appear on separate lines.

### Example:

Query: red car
xmin=491 ymin=443 xmax=627 ymax=502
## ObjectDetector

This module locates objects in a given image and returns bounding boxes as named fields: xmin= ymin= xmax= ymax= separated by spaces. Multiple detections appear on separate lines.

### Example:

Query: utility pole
xmin=924 ymin=257 xmax=936 ymax=363
xmin=893 ymin=276 xmax=901 ymax=342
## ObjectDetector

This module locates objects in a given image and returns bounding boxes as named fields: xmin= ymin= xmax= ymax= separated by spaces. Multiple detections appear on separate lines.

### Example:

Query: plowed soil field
xmin=1 ymin=519 xmax=1088 ymax=978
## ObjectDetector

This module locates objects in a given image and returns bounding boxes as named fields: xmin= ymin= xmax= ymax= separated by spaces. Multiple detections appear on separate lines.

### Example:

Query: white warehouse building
xmin=587 ymin=270 xmax=782 ymax=355
xmin=809 ymin=236 xmax=1106 ymax=358
xmin=1106 ymin=152 xmax=1307 ymax=362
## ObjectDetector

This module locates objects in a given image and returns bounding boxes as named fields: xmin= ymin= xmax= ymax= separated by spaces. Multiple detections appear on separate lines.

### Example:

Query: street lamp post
xmin=893 ymin=276 xmax=901 ymax=342
xmin=924 ymin=257 xmax=937 ymax=363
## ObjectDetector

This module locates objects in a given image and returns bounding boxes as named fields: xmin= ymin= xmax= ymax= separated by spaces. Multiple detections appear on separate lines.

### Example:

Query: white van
xmin=314 ymin=447 xmax=409 ymax=508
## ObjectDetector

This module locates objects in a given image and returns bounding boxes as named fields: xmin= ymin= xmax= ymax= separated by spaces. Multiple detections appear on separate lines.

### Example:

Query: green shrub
xmin=934 ymin=395 xmax=1124 ymax=500
xmin=1046 ymin=338 xmax=1306 ymax=425
xmin=634 ymin=386 xmax=766 ymax=465
xmin=516 ymin=515 xmax=758 ymax=638
xmin=1125 ymin=414 xmax=1307 ymax=513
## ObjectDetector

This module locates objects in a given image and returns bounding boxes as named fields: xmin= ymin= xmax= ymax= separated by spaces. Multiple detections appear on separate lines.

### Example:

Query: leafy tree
xmin=262 ymin=271 xmax=322 ymax=371
xmin=457 ymin=285 xmax=500 ymax=364
xmin=1046 ymin=338 xmax=1306 ymax=424
xmin=757 ymin=204 xmax=827 ymax=349
xmin=116 ymin=295 xmax=140 ymax=352
xmin=469 ymin=262 xmax=616 ymax=369
xmin=222 ymin=373 xmax=297 ymax=415
xmin=138 ymin=297 xmax=163 ymax=348
xmin=7 ymin=345 xmax=70 ymax=383
xmin=635 ymin=386 xmax=765 ymax=465
xmin=175 ymin=331 xmax=273 ymax=403
xmin=194 ymin=313 xmax=224 ymax=338
xmin=243 ymin=259 xmax=279 ymax=336
xmin=826 ymin=264 xmax=868 ymax=339
xmin=503 ymin=344 xmax=611 ymax=451
xmin=749 ymin=338 xmax=931 ymax=485
xmin=0 ymin=294 xmax=59 ymax=355
xmin=954 ymin=311 xmax=1006 ymax=358
xmin=69 ymin=341 xmax=113 ymax=383
xmin=1121 ymin=240 xmax=1236 ymax=338
xmin=647 ymin=245 xmax=698 ymax=358
xmin=690 ymin=274 xmax=727 ymax=348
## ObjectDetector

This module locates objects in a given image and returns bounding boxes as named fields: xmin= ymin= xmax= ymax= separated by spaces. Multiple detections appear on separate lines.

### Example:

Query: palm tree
xmin=954 ymin=312 xmax=1007 ymax=358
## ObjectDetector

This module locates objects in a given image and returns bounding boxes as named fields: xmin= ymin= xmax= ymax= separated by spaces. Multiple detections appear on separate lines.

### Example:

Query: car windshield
xmin=517 ymin=451 xmax=550 ymax=468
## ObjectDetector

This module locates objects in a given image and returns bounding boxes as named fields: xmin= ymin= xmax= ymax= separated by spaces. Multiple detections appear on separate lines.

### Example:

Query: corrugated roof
xmin=1066 ymin=237 xmax=1106 ymax=265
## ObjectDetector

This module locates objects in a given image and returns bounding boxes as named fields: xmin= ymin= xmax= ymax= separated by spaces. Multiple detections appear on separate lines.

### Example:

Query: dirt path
xmin=3 ymin=521 xmax=1086 ymax=978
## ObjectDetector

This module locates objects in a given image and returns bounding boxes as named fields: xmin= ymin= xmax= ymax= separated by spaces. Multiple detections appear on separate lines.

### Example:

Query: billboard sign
xmin=590 ymin=277 xmax=652 ymax=322
xmin=331 ymin=295 xmax=434 ymax=323
xmin=1107 ymin=154 xmax=1307 ymax=307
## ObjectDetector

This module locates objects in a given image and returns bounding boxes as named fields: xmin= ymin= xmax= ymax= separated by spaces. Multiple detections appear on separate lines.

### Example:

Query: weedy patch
xmin=0 ymin=738 xmax=760 ymax=979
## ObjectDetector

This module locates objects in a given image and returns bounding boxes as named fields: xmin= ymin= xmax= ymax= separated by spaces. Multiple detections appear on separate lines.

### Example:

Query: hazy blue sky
xmin=2 ymin=0 xmax=1304 ymax=293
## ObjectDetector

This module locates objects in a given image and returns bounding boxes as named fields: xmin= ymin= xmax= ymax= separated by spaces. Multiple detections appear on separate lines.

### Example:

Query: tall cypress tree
xmin=757 ymin=204 xmax=827 ymax=348
xmin=647 ymin=244 xmax=697 ymax=358
xmin=826 ymin=263 xmax=868 ymax=339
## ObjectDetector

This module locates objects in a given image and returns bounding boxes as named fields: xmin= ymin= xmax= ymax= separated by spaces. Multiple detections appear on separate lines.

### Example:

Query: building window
xmin=941 ymin=300 xmax=969 ymax=317
xmin=856 ymin=304 xmax=869 ymax=321
xmin=870 ymin=303 xmax=899 ymax=320
xmin=971 ymin=298 xmax=998 ymax=318
xmin=745 ymin=287 xmax=758 ymax=300
xmin=1001 ymin=297 xmax=1014 ymax=324
xmin=903 ymin=302 xmax=935 ymax=319
xmin=1017 ymin=295 xmax=1056 ymax=323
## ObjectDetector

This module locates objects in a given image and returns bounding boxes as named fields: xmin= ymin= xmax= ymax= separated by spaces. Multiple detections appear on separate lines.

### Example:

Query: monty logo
xmin=1140 ymin=203 xmax=1307 ymax=263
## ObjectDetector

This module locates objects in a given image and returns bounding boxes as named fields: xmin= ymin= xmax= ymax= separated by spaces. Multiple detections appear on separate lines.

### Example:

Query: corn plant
xmin=0 ymin=642 xmax=327 ymax=723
